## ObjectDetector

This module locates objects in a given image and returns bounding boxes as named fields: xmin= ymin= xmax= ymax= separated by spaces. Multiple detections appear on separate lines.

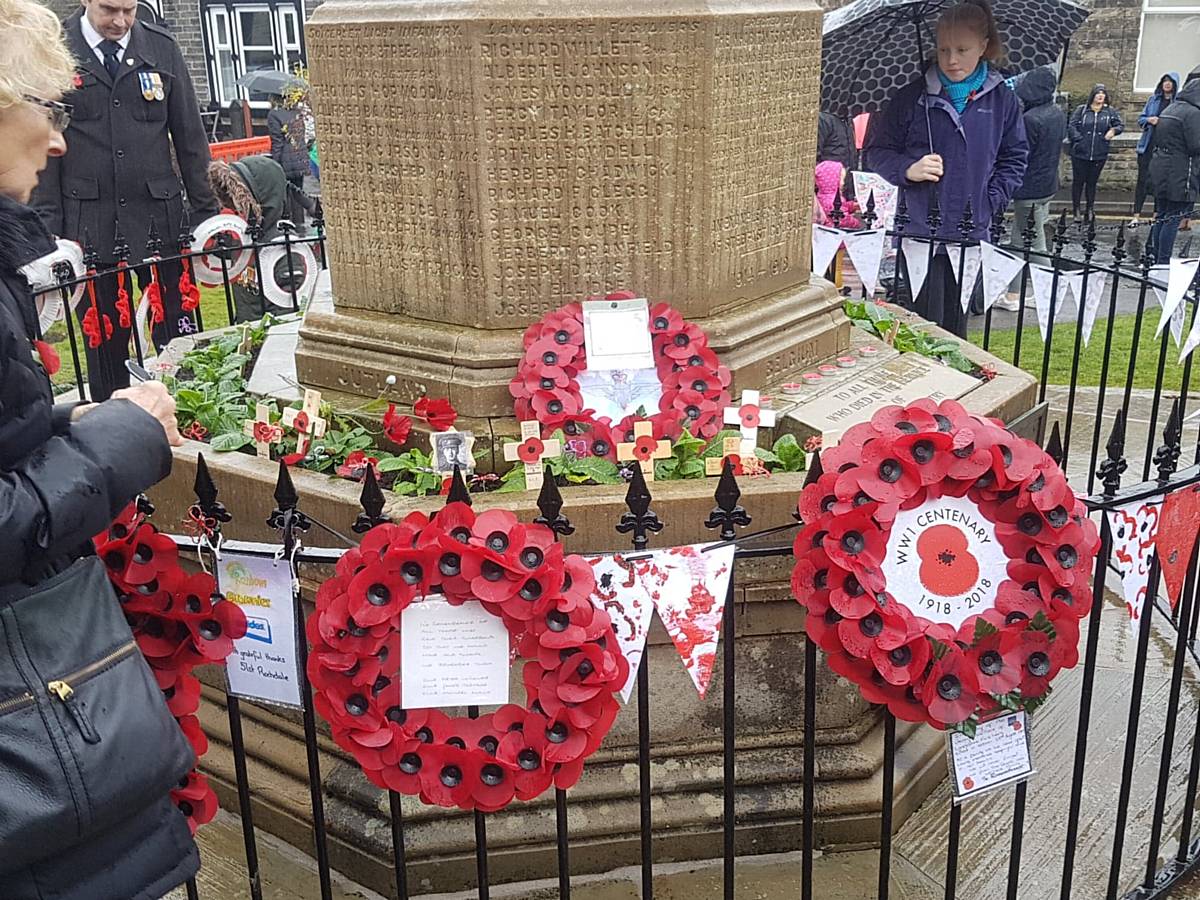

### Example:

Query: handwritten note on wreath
xmin=401 ymin=596 xmax=510 ymax=708
xmin=947 ymin=712 xmax=1034 ymax=803
xmin=221 ymin=551 xmax=302 ymax=708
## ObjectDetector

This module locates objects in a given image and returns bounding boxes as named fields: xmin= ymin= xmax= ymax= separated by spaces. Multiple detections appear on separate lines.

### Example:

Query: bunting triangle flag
xmin=643 ymin=543 xmax=736 ymax=699
xmin=1181 ymin=306 xmax=1200 ymax=363
xmin=1107 ymin=500 xmax=1162 ymax=635
xmin=1151 ymin=259 xmax=1198 ymax=345
xmin=1067 ymin=270 xmax=1109 ymax=347
xmin=1027 ymin=263 xmax=1059 ymax=340
xmin=1156 ymin=486 xmax=1200 ymax=610
xmin=1058 ymin=269 xmax=1084 ymax=317
xmin=950 ymin=245 xmax=982 ymax=312
xmin=901 ymin=239 xmax=933 ymax=300
xmin=587 ymin=554 xmax=656 ymax=703
xmin=979 ymin=242 xmax=1027 ymax=312
xmin=842 ymin=229 xmax=887 ymax=297
xmin=811 ymin=226 xmax=845 ymax=277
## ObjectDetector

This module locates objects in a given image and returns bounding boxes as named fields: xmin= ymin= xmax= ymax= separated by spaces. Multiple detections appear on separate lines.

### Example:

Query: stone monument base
xmin=293 ymin=277 xmax=849 ymax=422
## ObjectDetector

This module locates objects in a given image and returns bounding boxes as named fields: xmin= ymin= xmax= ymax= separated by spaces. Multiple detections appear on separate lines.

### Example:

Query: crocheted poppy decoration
xmin=307 ymin=504 xmax=629 ymax=812
xmin=95 ymin=502 xmax=248 ymax=833
xmin=509 ymin=292 xmax=731 ymax=449
xmin=792 ymin=399 xmax=1098 ymax=730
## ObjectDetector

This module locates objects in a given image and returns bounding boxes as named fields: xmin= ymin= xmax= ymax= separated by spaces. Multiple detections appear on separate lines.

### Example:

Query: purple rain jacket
xmin=863 ymin=66 xmax=1029 ymax=241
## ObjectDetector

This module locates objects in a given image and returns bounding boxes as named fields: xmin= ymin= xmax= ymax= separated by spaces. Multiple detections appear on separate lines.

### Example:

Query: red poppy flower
xmin=172 ymin=771 xmax=219 ymax=834
xmin=496 ymin=713 xmax=556 ymax=800
xmin=185 ymin=597 xmax=248 ymax=661
xmin=990 ymin=436 xmax=1043 ymax=489
xmin=336 ymin=450 xmax=380 ymax=482
xmin=515 ymin=436 xmax=546 ymax=465
xmin=995 ymin=580 xmax=1047 ymax=627
xmin=528 ymin=335 xmax=582 ymax=371
xmin=347 ymin=561 xmax=413 ymax=627
xmin=382 ymin=404 xmax=413 ymax=446
xmin=179 ymin=262 xmax=201 ymax=312
xmin=555 ymin=417 xmax=617 ymax=461
xmin=923 ymin=649 xmax=982 ymax=725
xmin=894 ymin=430 xmax=953 ymax=485
xmin=857 ymin=440 xmax=922 ymax=504
xmin=632 ymin=434 xmax=661 ymax=462
xmin=123 ymin=524 xmax=180 ymax=586
xmin=863 ymin=676 xmax=932 ymax=724
xmin=968 ymin=630 xmax=1023 ymax=694
xmin=532 ymin=389 xmax=581 ymax=423
xmin=177 ymin=714 xmax=208 ymax=758
xmin=805 ymin=605 xmax=847 ymax=653
xmin=142 ymin=279 xmax=165 ymax=324
xmin=822 ymin=507 xmax=887 ymax=572
xmin=414 ymin=396 xmax=458 ymax=432
xmin=870 ymin=405 xmax=939 ymax=439
xmin=1016 ymin=630 xmax=1062 ymax=698
xmin=161 ymin=671 xmax=202 ymax=717
xmin=871 ymin=635 xmax=931 ymax=686
xmin=837 ymin=602 xmax=908 ymax=658
xmin=32 ymin=340 xmax=60 ymax=376
xmin=649 ymin=302 xmax=683 ymax=335
xmin=253 ymin=421 xmax=283 ymax=445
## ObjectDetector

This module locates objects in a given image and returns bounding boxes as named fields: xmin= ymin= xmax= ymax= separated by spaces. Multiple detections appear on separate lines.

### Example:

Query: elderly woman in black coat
xmin=0 ymin=0 xmax=198 ymax=897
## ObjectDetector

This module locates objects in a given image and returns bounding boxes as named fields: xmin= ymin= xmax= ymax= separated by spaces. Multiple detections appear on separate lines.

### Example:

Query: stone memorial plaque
xmin=786 ymin=354 xmax=978 ymax=441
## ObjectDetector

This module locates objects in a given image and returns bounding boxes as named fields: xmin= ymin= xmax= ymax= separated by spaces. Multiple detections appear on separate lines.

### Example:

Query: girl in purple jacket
xmin=863 ymin=0 xmax=1028 ymax=337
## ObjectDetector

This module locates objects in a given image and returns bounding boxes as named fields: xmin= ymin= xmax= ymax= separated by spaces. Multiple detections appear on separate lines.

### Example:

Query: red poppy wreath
xmin=791 ymin=399 xmax=1100 ymax=730
xmin=509 ymin=291 xmax=731 ymax=460
xmin=306 ymin=504 xmax=629 ymax=812
xmin=95 ymin=502 xmax=248 ymax=833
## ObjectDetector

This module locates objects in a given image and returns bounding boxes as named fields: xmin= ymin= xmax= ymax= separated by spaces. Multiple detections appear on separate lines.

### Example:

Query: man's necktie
xmin=100 ymin=39 xmax=121 ymax=79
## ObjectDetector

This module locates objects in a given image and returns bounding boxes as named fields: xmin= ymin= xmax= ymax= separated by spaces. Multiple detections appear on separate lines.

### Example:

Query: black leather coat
xmin=0 ymin=193 xmax=197 ymax=899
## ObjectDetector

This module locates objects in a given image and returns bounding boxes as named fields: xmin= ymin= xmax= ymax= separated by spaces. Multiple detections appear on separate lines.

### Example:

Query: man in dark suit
xmin=33 ymin=0 xmax=219 ymax=400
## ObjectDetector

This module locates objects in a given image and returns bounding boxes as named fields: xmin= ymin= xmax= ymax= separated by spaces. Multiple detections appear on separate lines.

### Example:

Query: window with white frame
xmin=201 ymin=0 xmax=306 ymax=107
xmin=1133 ymin=0 xmax=1200 ymax=93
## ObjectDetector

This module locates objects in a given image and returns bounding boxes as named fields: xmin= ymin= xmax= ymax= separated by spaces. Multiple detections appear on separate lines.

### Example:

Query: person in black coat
xmin=267 ymin=98 xmax=311 ymax=228
xmin=1067 ymin=84 xmax=1124 ymax=220
xmin=1009 ymin=66 xmax=1066 ymax=256
xmin=817 ymin=110 xmax=856 ymax=172
xmin=1149 ymin=67 xmax=1200 ymax=264
xmin=0 ymin=1 xmax=195 ymax=897
xmin=31 ymin=0 xmax=219 ymax=402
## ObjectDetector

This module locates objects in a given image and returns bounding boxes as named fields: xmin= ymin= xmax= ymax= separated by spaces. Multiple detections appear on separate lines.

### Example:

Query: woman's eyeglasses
xmin=23 ymin=96 xmax=72 ymax=133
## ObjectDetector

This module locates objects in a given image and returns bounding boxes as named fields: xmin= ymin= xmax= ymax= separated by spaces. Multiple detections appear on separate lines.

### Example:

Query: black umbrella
xmin=235 ymin=69 xmax=308 ymax=96
xmin=820 ymin=0 xmax=1088 ymax=119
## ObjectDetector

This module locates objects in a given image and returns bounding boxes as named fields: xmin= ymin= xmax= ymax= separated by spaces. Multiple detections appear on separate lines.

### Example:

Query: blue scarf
xmin=938 ymin=62 xmax=989 ymax=114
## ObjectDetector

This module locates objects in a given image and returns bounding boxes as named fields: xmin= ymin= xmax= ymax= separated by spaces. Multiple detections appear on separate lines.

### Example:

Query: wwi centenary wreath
xmin=508 ymin=291 xmax=731 ymax=458
xmin=307 ymin=504 xmax=629 ymax=811
xmin=791 ymin=399 xmax=1099 ymax=731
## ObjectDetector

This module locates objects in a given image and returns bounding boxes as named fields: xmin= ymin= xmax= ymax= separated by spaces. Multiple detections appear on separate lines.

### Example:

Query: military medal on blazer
xmin=138 ymin=71 xmax=165 ymax=102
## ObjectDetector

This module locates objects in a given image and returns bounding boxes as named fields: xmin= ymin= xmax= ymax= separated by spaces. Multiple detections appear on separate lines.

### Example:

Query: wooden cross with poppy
xmin=724 ymin=389 xmax=776 ymax=454
xmin=616 ymin=420 xmax=672 ymax=482
xmin=502 ymin=421 xmax=562 ymax=490
xmin=283 ymin=389 xmax=328 ymax=446
xmin=242 ymin=400 xmax=283 ymax=459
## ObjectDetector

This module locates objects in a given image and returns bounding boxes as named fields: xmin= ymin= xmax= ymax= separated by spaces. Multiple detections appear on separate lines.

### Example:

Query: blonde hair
xmin=0 ymin=0 xmax=76 ymax=110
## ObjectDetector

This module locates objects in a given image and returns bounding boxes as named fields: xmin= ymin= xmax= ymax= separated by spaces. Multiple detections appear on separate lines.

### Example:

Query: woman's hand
xmin=111 ymin=382 xmax=183 ymax=447
xmin=905 ymin=153 xmax=943 ymax=183
xmin=1147 ymin=116 xmax=1159 ymax=126
xmin=1104 ymin=128 xmax=1116 ymax=141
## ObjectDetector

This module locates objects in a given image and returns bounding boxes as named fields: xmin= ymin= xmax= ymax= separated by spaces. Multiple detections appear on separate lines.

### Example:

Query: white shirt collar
xmin=80 ymin=14 xmax=131 ymax=51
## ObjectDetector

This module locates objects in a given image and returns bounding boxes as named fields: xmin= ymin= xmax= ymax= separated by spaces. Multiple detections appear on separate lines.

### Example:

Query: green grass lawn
xmin=969 ymin=314 xmax=1200 ymax=392
xmin=47 ymin=285 xmax=234 ymax=393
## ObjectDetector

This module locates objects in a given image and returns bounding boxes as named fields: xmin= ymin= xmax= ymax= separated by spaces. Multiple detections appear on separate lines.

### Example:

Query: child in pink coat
xmin=813 ymin=160 xmax=862 ymax=228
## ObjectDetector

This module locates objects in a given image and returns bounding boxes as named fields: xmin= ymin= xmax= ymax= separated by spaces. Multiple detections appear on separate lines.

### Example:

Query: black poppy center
xmin=416 ymin=726 xmax=434 ymax=743
xmin=1056 ymin=546 xmax=1078 ymax=568
xmin=367 ymin=583 xmax=391 ymax=607
xmin=691 ymin=379 xmax=709 ymax=392
xmin=860 ymin=613 xmax=883 ymax=637
xmin=934 ymin=414 xmax=952 ymax=432
xmin=546 ymin=722 xmax=569 ymax=744
xmin=479 ymin=735 xmax=499 ymax=755
xmin=440 ymin=553 xmax=462 ymax=577
xmin=953 ymin=442 xmax=976 ymax=459
xmin=1048 ymin=506 xmax=1069 ymax=528
xmin=547 ymin=610 xmax=569 ymax=632
xmin=520 ymin=579 xmax=543 ymax=601
xmin=540 ymin=377 xmax=554 ymax=390
xmin=105 ymin=550 xmax=126 ymax=571
xmin=674 ymin=333 xmax=689 ymax=347
xmin=889 ymin=645 xmax=912 ymax=666
xmin=199 ymin=619 xmax=222 ymax=641
xmin=821 ymin=494 xmax=837 ymax=512
xmin=1027 ymin=651 xmax=1050 ymax=677
xmin=824 ymin=608 xmax=843 ymax=625
xmin=400 ymin=753 xmax=421 ymax=774
xmin=487 ymin=531 xmax=509 ymax=552
xmin=937 ymin=675 xmax=962 ymax=701
xmin=593 ymin=440 xmax=611 ymax=456
xmin=841 ymin=531 xmax=865 ymax=555
xmin=653 ymin=316 xmax=668 ymax=330
xmin=548 ymin=400 xmax=563 ymax=414
xmin=1018 ymin=513 xmax=1042 ymax=536
xmin=387 ymin=707 xmax=406 ymax=724
xmin=911 ymin=440 xmax=935 ymax=464
xmin=447 ymin=737 xmax=466 ymax=749
xmin=480 ymin=763 xmax=505 ymax=786
xmin=518 ymin=748 xmax=541 ymax=770
xmin=401 ymin=561 xmax=423 ymax=585
xmin=978 ymin=650 xmax=1004 ymax=676
xmin=1028 ymin=473 xmax=1046 ymax=493
xmin=685 ymin=405 xmax=700 ymax=420
xmin=896 ymin=421 xmax=918 ymax=435
xmin=184 ymin=594 xmax=203 ymax=614
xmin=133 ymin=542 xmax=154 ymax=564
xmin=482 ymin=560 xmax=505 ymax=582
xmin=879 ymin=459 xmax=903 ymax=483
xmin=555 ymin=329 xmax=570 ymax=345
xmin=813 ymin=569 xmax=828 ymax=589
xmin=344 ymin=694 xmax=368 ymax=717
xmin=541 ymin=350 xmax=559 ymax=366
xmin=440 ymin=765 xmax=463 ymax=787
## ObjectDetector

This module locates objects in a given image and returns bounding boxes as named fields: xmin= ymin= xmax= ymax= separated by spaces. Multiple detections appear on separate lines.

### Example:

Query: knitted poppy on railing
xmin=95 ymin=502 xmax=248 ymax=833
xmin=307 ymin=504 xmax=628 ymax=812
xmin=791 ymin=399 xmax=1099 ymax=731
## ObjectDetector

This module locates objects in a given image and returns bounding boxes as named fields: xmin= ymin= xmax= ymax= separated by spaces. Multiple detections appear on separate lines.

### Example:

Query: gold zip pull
xmin=48 ymin=680 xmax=74 ymax=701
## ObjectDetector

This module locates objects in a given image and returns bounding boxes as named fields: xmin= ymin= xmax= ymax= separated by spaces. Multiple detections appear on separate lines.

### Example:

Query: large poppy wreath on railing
xmin=95 ymin=502 xmax=248 ymax=832
xmin=509 ymin=291 xmax=731 ymax=457
xmin=307 ymin=504 xmax=629 ymax=811
xmin=791 ymin=399 xmax=1100 ymax=731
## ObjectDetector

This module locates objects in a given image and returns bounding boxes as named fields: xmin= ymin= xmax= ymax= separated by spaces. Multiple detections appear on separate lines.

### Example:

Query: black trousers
xmin=1134 ymin=151 xmax=1153 ymax=216
xmin=1071 ymin=156 xmax=1106 ymax=217
xmin=902 ymin=250 xmax=967 ymax=338
xmin=77 ymin=257 xmax=188 ymax=401
xmin=286 ymin=174 xmax=307 ymax=228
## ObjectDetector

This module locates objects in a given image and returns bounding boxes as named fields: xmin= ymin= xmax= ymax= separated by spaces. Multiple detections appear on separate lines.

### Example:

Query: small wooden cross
xmin=616 ymin=420 xmax=672 ymax=482
xmin=502 ymin=421 xmax=562 ymax=490
xmin=282 ymin=389 xmax=328 ymax=445
xmin=705 ymin=436 xmax=745 ymax=476
xmin=724 ymin=389 xmax=776 ymax=454
xmin=243 ymin=400 xmax=282 ymax=459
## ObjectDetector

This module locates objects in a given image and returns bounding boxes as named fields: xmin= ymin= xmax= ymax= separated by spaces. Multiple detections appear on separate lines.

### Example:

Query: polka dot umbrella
xmin=821 ymin=0 xmax=1089 ymax=119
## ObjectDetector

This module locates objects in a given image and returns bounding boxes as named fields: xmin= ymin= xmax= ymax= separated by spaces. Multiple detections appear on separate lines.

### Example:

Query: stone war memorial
xmin=141 ymin=0 xmax=1052 ymax=894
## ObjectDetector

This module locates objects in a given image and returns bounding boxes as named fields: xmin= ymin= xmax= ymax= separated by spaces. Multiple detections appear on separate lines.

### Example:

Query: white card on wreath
xmin=947 ymin=711 xmax=1034 ymax=804
xmin=401 ymin=596 xmax=510 ymax=708
xmin=582 ymin=298 xmax=655 ymax=371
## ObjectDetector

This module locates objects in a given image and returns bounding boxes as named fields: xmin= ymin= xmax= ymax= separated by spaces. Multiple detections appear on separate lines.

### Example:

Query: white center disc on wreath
xmin=880 ymin=494 xmax=1009 ymax=629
